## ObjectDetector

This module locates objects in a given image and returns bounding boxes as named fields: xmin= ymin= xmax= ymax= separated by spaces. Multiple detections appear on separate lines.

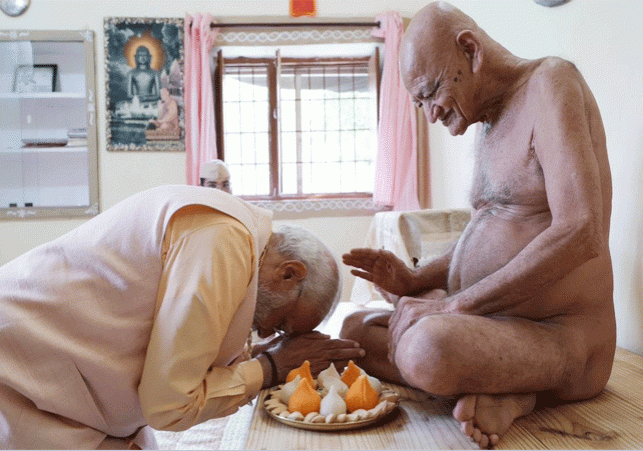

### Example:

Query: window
xmin=214 ymin=44 xmax=380 ymax=201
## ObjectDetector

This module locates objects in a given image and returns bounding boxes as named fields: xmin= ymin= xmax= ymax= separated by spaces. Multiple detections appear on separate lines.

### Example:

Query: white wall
xmin=1 ymin=0 xmax=642 ymax=355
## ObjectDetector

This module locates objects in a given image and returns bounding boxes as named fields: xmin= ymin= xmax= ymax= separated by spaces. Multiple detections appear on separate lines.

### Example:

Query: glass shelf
xmin=0 ymin=30 xmax=98 ymax=219
xmin=0 ymin=146 xmax=88 ymax=154
xmin=0 ymin=91 xmax=86 ymax=99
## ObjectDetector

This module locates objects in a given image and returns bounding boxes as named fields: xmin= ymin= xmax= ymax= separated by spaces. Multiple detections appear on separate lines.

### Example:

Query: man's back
xmin=0 ymin=185 xmax=271 ymax=446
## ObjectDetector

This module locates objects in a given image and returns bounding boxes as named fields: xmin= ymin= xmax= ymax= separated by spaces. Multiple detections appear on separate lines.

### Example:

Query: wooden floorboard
xmin=244 ymin=347 xmax=643 ymax=449
xmin=497 ymin=347 xmax=643 ymax=449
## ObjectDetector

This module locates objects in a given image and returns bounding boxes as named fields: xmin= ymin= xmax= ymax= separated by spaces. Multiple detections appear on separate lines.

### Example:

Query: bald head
xmin=400 ymin=2 xmax=481 ymax=91
xmin=405 ymin=1 xmax=478 ymax=44
xmin=399 ymin=2 xmax=509 ymax=135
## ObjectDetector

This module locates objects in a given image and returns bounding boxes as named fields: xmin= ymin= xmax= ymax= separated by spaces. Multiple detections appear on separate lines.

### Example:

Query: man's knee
xmin=394 ymin=318 xmax=461 ymax=396
xmin=339 ymin=310 xmax=364 ymax=341
xmin=339 ymin=309 xmax=388 ymax=342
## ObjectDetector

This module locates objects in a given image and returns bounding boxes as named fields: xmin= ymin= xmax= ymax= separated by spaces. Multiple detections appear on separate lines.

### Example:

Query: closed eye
xmin=413 ymin=84 xmax=439 ymax=109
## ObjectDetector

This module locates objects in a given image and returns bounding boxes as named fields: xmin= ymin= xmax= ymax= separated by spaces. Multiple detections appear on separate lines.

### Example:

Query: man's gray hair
xmin=275 ymin=225 xmax=341 ymax=322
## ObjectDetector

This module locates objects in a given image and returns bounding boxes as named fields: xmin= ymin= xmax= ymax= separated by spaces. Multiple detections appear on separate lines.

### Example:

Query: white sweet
xmin=278 ymin=374 xmax=301 ymax=404
xmin=287 ymin=411 xmax=304 ymax=421
xmin=319 ymin=385 xmax=347 ymax=416
xmin=366 ymin=375 xmax=382 ymax=394
xmin=320 ymin=376 xmax=349 ymax=397
xmin=346 ymin=412 xmax=359 ymax=422
xmin=312 ymin=414 xmax=326 ymax=423
xmin=353 ymin=409 xmax=369 ymax=420
xmin=264 ymin=398 xmax=281 ymax=409
xmin=353 ymin=367 xmax=383 ymax=395
xmin=317 ymin=363 xmax=341 ymax=386
xmin=266 ymin=374 xmax=399 ymax=426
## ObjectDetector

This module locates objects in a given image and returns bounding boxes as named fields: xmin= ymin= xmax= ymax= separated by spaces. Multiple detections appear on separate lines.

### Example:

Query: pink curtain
xmin=184 ymin=14 xmax=219 ymax=185
xmin=372 ymin=12 xmax=420 ymax=211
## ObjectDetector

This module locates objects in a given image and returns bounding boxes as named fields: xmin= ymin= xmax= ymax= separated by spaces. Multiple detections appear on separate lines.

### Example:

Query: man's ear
xmin=277 ymin=260 xmax=307 ymax=282
xmin=456 ymin=30 xmax=482 ymax=73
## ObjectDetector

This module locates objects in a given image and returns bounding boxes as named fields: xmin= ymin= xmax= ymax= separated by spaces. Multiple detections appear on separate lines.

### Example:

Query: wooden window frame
xmin=214 ymin=49 xmax=380 ymax=202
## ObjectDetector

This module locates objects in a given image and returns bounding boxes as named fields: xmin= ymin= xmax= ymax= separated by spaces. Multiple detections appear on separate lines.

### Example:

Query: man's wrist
xmin=406 ymin=266 xmax=448 ymax=297
xmin=405 ymin=270 xmax=430 ymax=297
xmin=258 ymin=352 xmax=278 ymax=388
xmin=251 ymin=342 xmax=268 ymax=358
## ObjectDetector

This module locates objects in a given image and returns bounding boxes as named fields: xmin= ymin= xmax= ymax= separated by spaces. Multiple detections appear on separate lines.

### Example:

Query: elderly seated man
xmin=0 ymin=185 xmax=363 ymax=449
xmin=342 ymin=1 xmax=614 ymax=449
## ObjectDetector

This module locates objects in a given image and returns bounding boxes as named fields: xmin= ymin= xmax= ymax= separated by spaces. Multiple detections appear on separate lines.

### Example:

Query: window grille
xmin=215 ymin=49 xmax=379 ymax=201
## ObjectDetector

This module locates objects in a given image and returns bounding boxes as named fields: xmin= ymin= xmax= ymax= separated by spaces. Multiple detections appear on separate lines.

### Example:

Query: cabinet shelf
xmin=0 ymin=29 xmax=98 ymax=219
xmin=0 ymin=92 xmax=86 ymax=100
xmin=0 ymin=146 xmax=88 ymax=154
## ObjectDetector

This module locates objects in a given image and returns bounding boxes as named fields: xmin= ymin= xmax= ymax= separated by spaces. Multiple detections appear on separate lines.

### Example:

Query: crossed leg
xmin=341 ymin=309 xmax=611 ymax=448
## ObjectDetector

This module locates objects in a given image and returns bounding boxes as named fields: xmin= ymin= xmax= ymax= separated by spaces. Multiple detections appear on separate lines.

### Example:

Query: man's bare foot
xmin=453 ymin=393 xmax=537 ymax=448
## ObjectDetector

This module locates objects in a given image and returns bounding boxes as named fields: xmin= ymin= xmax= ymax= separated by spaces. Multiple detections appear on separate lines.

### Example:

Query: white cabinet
xmin=0 ymin=30 xmax=98 ymax=219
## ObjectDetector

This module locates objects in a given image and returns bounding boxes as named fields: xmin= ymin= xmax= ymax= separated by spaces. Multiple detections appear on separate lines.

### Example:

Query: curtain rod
xmin=204 ymin=21 xmax=380 ymax=29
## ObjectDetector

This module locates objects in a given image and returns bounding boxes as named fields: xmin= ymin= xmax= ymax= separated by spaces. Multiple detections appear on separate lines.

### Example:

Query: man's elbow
xmin=143 ymin=407 xmax=195 ymax=432
xmin=573 ymin=213 xmax=604 ymax=261
xmin=556 ymin=212 xmax=603 ymax=263
xmin=139 ymin=389 xmax=201 ymax=432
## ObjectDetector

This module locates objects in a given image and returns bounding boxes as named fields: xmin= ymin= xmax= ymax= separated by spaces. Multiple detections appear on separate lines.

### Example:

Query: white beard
xmin=252 ymin=282 xmax=294 ymax=330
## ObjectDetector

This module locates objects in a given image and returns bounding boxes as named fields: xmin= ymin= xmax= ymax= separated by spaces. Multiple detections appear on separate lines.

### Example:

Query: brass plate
xmin=264 ymin=384 xmax=400 ymax=431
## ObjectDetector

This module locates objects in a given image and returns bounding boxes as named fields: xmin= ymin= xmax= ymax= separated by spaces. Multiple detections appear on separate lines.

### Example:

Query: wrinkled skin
xmin=341 ymin=2 xmax=615 ymax=448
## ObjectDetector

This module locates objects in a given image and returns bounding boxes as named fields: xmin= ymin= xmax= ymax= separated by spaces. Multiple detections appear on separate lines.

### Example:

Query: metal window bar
xmin=222 ymin=64 xmax=272 ymax=196
xmin=220 ymin=56 xmax=376 ymax=198
xmin=281 ymin=62 xmax=371 ymax=195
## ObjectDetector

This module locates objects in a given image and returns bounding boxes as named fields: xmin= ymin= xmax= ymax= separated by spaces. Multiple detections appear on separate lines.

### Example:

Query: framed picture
xmin=13 ymin=64 xmax=57 ymax=93
xmin=104 ymin=17 xmax=184 ymax=151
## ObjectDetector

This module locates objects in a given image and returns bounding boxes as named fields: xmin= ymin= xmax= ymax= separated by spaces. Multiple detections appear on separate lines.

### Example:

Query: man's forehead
xmin=401 ymin=33 xmax=444 ymax=84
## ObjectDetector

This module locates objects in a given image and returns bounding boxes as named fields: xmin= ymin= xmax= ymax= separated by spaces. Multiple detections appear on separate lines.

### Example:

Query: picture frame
xmin=104 ymin=17 xmax=184 ymax=151
xmin=13 ymin=64 xmax=57 ymax=93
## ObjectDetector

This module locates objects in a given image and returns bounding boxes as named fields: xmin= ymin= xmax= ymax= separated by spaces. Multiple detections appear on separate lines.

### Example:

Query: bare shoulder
xmin=534 ymin=56 xmax=579 ymax=76
xmin=528 ymin=57 xmax=585 ymax=98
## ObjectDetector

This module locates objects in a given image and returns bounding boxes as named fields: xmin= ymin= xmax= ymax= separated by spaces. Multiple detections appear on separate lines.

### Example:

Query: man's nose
xmin=423 ymin=102 xmax=441 ymax=123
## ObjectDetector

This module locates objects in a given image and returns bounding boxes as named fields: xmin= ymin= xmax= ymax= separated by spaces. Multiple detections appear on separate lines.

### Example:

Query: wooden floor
xmin=497 ymin=347 xmax=643 ymax=449
xmin=244 ymin=347 xmax=643 ymax=450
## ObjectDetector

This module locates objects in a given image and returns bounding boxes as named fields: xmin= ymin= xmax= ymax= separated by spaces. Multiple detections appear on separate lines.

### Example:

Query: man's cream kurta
xmin=0 ymin=185 xmax=272 ymax=449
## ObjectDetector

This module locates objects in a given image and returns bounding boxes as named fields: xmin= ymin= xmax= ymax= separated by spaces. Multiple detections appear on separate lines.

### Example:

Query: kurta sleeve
xmin=138 ymin=210 xmax=264 ymax=432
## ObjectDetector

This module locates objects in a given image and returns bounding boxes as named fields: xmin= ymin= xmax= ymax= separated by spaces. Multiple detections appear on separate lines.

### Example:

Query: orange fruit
xmin=340 ymin=360 xmax=362 ymax=388
xmin=286 ymin=360 xmax=314 ymax=386
xmin=287 ymin=377 xmax=321 ymax=415
xmin=345 ymin=375 xmax=379 ymax=413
